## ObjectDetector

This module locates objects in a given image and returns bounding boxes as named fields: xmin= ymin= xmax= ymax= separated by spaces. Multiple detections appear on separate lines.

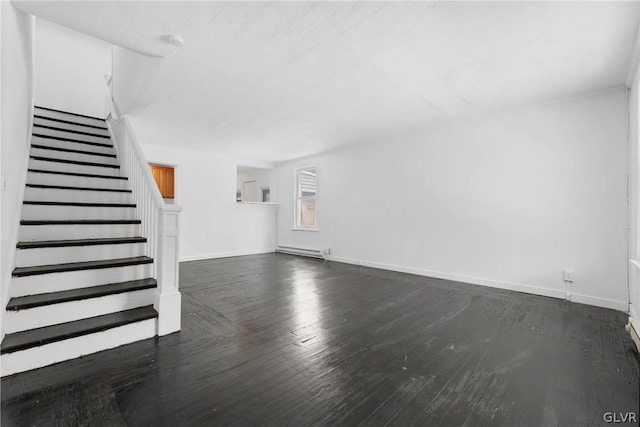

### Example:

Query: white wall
xmin=35 ymin=19 xmax=111 ymax=117
xmin=628 ymin=62 xmax=640 ymax=327
xmin=128 ymin=121 xmax=277 ymax=261
xmin=276 ymin=88 xmax=628 ymax=311
xmin=1 ymin=3 xmax=35 ymax=341
xmin=112 ymin=46 xmax=160 ymax=115
xmin=113 ymin=43 xmax=277 ymax=262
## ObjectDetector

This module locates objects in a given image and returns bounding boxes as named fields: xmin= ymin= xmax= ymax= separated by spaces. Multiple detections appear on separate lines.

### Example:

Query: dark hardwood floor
xmin=2 ymin=253 xmax=638 ymax=426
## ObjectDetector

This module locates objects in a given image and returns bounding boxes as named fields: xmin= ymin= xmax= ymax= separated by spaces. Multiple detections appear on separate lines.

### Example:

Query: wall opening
xmin=149 ymin=163 xmax=175 ymax=202
xmin=237 ymin=165 xmax=273 ymax=203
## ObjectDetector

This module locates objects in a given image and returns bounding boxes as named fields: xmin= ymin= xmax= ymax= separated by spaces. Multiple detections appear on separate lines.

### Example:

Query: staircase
xmin=1 ymin=106 xmax=161 ymax=376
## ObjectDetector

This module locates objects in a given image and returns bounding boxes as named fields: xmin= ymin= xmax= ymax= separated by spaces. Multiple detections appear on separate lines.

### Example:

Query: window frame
xmin=293 ymin=166 xmax=318 ymax=231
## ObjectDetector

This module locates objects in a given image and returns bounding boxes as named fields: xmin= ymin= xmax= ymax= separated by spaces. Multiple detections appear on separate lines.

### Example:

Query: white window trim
xmin=293 ymin=166 xmax=318 ymax=231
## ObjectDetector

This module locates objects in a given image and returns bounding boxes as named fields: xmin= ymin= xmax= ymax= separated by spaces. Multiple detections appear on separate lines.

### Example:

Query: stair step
xmin=21 ymin=219 xmax=141 ymax=225
xmin=4 ymin=287 xmax=155 ymax=334
xmin=30 ymin=148 xmax=119 ymax=167
xmin=11 ymin=263 xmax=153 ymax=297
xmin=0 ymin=305 xmax=157 ymax=354
xmin=28 ymin=168 xmax=126 ymax=180
xmin=31 ymin=143 xmax=116 ymax=158
xmin=16 ymin=239 xmax=146 ymax=266
xmin=17 ymin=236 xmax=146 ymax=249
xmin=7 ymin=278 xmax=157 ymax=311
xmin=1 ymin=314 xmax=156 ymax=376
xmin=30 ymin=156 xmax=119 ymax=169
xmin=12 ymin=256 xmax=153 ymax=277
xmin=34 ymin=127 xmax=112 ymax=146
xmin=35 ymin=106 xmax=106 ymax=122
xmin=32 ymin=134 xmax=113 ymax=149
xmin=24 ymin=201 xmax=135 ymax=207
xmin=34 ymin=114 xmax=108 ymax=131
xmin=32 ymin=135 xmax=115 ymax=155
xmin=30 ymin=159 xmax=122 ymax=178
xmin=26 ymin=184 xmax=131 ymax=193
xmin=33 ymin=124 xmax=110 ymax=140
xmin=22 ymin=202 xmax=137 ymax=221
xmin=33 ymin=117 xmax=110 ymax=136
xmin=25 ymin=186 xmax=134 ymax=204
xmin=19 ymin=221 xmax=142 ymax=242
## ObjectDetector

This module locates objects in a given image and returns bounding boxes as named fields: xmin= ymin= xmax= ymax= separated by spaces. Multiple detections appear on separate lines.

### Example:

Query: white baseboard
xmin=571 ymin=293 xmax=628 ymax=312
xmin=180 ymin=248 xmax=275 ymax=262
xmin=324 ymin=255 xmax=361 ymax=266
xmin=326 ymin=255 xmax=627 ymax=311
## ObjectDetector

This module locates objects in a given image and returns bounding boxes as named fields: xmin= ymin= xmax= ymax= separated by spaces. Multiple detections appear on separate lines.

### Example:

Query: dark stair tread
xmin=32 ymin=134 xmax=113 ymax=149
xmin=6 ymin=278 xmax=157 ymax=311
xmin=24 ymin=201 xmax=135 ymax=207
xmin=34 ymin=115 xmax=108 ymax=131
xmin=21 ymin=219 xmax=141 ymax=225
xmin=35 ymin=106 xmax=106 ymax=122
xmin=33 ymin=124 xmax=111 ymax=139
xmin=26 ymin=183 xmax=131 ymax=193
xmin=31 ymin=144 xmax=116 ymax=158
xmin=17 ymin=236 xmax=147 ymax=249
xmin=12 ymin=256 xmax=153 ymax=277
xmin=28 ymin=168 xmax=127 ymax=180
xmin=30 ymin=156 xmax=119 ymax=169
xmin=0 ymin=305 xmax=157 ymax=354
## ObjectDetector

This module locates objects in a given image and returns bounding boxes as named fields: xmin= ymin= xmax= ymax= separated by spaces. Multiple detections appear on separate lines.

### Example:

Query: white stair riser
xmin=29 ymin=158 xmax=121 ymax=177
xmin=30 ymin=147 xmax=119 ymax=166
xmin=19 ymin=224 xmax=141 ymax=241
xmin=1 ymin=319 xmax=156 ymax=377
xmin=22 ymin=204 xmax=137 ymax=221
xmin=33 ymin=126 xmax=112 ymax=145
xmin=33 ymin=117 xmax=110 ymax=137
xmin=27 ymin=172 xmax=129 ymax=190
xmin=4 ymin=288 xmax=155 ymax=333
xmin=32 ymin=135 xmax=115 ymax=155
xmin=25 ymin=187 xmax=133 ymax=204
xmin=34 ymin=108 xmax=106 ymax=128
xmin=15 ymin=242 xmax=147 ymax=267
xmin=11 ymin=263 xmax=153 ymax=297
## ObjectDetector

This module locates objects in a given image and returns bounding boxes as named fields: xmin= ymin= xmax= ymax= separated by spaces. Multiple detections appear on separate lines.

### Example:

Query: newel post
xmin=154 ymin=204 xmax=183 ymax=335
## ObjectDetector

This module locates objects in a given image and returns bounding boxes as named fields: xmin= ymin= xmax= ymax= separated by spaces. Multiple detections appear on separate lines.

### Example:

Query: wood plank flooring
xmin=2 ymin=253 xmax=638 ymax=426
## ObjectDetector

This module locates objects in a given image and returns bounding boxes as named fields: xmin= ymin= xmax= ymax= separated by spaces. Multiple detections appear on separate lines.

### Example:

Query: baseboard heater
xmin=275 ymin=245 xmax=327 ymax=259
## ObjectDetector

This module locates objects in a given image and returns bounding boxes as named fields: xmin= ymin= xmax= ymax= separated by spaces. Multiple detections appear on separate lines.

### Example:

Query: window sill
xmin=236 ymin=202 xmax=277 ymax=205
xmin=292 ymin=227 xmax=319 ymax=232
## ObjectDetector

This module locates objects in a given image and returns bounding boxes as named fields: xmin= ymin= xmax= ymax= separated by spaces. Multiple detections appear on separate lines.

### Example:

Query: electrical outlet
xmin=563 ymin=269 xmax=574 ymax=282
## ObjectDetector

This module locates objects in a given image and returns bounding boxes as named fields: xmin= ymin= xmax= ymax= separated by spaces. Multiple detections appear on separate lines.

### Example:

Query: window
xmin=296 ymin=167 xmax=317 ymax=229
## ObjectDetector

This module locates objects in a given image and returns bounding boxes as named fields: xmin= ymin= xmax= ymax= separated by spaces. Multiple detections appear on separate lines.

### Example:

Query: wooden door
xmin=149 ymin=164 xmax=175 ymax=199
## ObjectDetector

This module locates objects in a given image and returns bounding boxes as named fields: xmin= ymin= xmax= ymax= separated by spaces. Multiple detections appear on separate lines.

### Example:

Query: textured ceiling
xmin=17 ymin=1 xmax=640 ymax=161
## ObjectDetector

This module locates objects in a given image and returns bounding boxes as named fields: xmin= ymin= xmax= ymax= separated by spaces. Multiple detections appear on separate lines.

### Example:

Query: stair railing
xmin=105 ymin=84 xmax=182 ymax=336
